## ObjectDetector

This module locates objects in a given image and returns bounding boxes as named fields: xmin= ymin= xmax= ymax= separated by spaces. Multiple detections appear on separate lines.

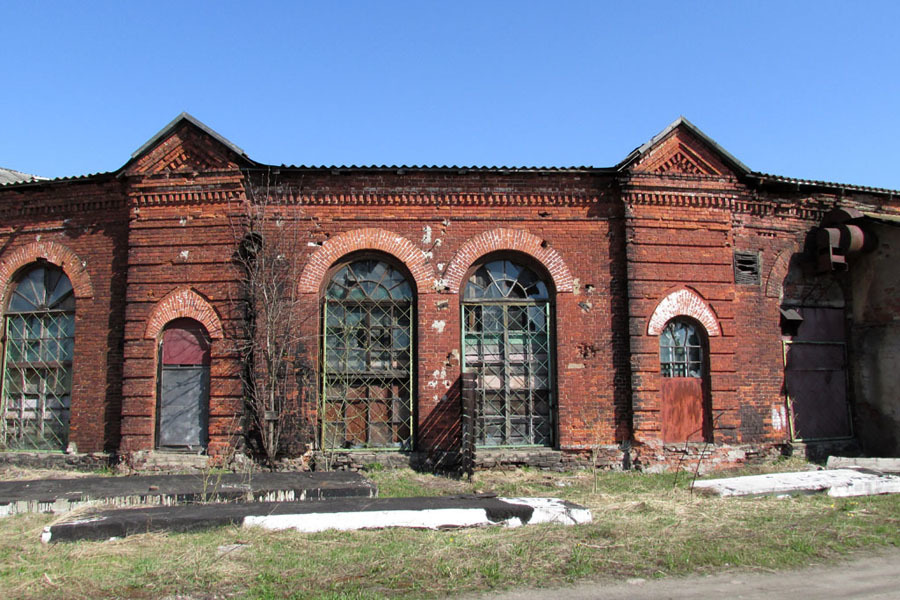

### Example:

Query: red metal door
xmin=661 ymin=377 xmax=705 ymax=442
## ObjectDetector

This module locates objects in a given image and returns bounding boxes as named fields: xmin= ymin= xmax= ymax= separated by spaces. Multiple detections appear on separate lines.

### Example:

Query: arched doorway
xmin=321 ymin=257 xmax=414 ymax=450
xmin=157 ymin=318 xmax=210 ymax=451
xmin=462 ymin=258 xmax=555 ymax=447
xmin=659 ymin=318 xmax=711 ymax=442
xmin=2 ymin=264 xmax=75 ymax=450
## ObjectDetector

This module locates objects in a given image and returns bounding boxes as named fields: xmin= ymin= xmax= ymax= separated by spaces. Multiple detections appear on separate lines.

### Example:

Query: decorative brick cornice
xmin=647 ymin=287 xmax=721 ymax=336
xmin=0 ymin=241 xmax=94 ymax=300
xmin=444 ymin=228 xmax=575 ymax=294
xmin=273 ymin=192 xmax=600 ymax=208
xmin=298 ymin=228 xmax=435 ymax=294
xmin=144 ymin=287 xmax=223 ymax=339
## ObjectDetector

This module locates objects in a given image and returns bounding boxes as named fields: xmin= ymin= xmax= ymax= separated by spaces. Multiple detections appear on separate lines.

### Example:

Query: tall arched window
xmin=2 ymin=264 xmax=75 ymax=450
xmin=659 ymin=318 xmax=711 ymax=442
xmin=462 ymin=258 xmax=554 ymax=447
xmin=321 ymin=258 xmax=414 ymax=449
xmin=157 ymin=318 xmax=211 ymax=451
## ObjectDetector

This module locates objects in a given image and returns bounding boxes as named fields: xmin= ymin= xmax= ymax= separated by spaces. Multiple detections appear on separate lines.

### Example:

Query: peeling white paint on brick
xmin=772 ymin=405 xmax=787 ymax=431
xmin=431 ymin=320 xmax=446 ymax=333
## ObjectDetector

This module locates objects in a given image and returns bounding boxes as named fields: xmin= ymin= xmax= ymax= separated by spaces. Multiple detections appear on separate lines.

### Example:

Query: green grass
xmin=1 ymin=463 xmax=898 ymax=599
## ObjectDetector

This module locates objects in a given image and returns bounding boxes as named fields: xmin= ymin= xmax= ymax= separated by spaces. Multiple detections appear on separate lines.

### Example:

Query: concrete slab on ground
xmin=42 ymin=495 xmax=592 ymax=543
xmin=826 ymin=456 xmax=900 ymax=474
xmin=693 ymin=468 xmax=900 ymax=498
xmin=0 ymin=471 xmax=375 ymax=517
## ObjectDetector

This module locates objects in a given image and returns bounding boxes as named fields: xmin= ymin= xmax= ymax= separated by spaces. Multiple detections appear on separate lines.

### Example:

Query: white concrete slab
xmin=692 ymin=469 xmax=900 ymax=498
xmin=243 ymin=497 xmax=591 ymax=533
xmin=826 ymin=456 xmax=900 ymax=474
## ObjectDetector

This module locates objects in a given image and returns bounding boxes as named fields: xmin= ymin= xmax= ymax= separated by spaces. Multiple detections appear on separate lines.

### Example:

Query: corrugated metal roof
xmin=0 ymin=171 xmax=114 ymax=188
xmin=270 ymin=164 xmax=601 ymax=173
xmin=0 ymin=167 xmax=48 ymax=186
xmin=2 ymin=114 xmax=899 ymax=198
xmin=747 ymin=172 xmax=899 ymax=196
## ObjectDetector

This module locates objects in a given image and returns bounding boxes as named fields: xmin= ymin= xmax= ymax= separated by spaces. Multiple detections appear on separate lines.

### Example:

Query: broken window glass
xmin=659 ymin=319 xmax=704 ymax=378
xmin=2 ymin=265 xmax=75 ymax=450
xmin=462 ymin=260 xmax=554 ymax=447
xmin=321 ymin=259 xmax=414 ymax=450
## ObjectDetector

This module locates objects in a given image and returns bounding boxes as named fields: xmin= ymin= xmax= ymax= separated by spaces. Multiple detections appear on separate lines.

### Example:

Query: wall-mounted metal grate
xmin=2 ymin=266 xmax=75 ymax=451
xmin=733 ymin=250 xmax=761 ymax=285
xmin=321 ymin=259 xmax=414 ymax=450
xmin=462 ymin=260 xmax=554 ymax=447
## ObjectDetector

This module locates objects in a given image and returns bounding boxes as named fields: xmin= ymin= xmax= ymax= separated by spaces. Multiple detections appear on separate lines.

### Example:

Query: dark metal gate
xmin=157 ymin=319 xmax=210 ymax=450
xmin=784 ymin=307 xmax=851 ymax=441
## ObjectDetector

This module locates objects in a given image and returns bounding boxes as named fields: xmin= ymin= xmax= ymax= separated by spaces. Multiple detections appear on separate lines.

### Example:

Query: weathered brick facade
xmin=1 ymin=114 xmax=897 ymax=469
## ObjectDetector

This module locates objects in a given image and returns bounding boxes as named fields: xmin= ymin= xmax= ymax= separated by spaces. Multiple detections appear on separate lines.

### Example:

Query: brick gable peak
xmin=618 ymin=116 xmax=751 ymax=179
xmin=122 ymin=112 xmax=255 ymax=176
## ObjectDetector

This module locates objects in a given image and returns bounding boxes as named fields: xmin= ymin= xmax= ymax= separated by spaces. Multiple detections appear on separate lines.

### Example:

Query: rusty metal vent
xmin=733 ymin=251 xmax=761 ymax=286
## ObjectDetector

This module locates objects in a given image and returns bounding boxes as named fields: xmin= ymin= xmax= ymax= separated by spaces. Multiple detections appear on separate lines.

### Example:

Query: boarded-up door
xmin=784 ymin=307 xmax=851 ymax=440
xmin=661 ymin=378 xmax=705 ymax=442
xmin=158 ymin=319 xmax=210 ymax=450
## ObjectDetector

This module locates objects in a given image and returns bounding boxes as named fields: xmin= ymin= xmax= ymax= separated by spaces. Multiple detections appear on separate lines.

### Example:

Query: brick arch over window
xmin=444 ymin=228 xmax=575 ymax=294
xmin=647 ymin=287 xmax=721 ymax=336
xmin=298 ymin=228 xmax=434 ymax=294
xmin=144 ymin=288 xmax=223 ymax=340
xmin=0 ymin=241 xmax=94 ymax=301
xmin=765 ymin=248 xmax=792 ymax=299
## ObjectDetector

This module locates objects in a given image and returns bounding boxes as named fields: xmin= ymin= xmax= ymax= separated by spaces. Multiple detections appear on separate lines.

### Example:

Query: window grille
xmin=2 ymin=265 xmax=75 ymax=450
xmin=659 ymin=319 xmax=703 ymax=378
xmin=462 ymin=260 xmax=554 ymax=447
xmin=321 ymin=259 xmax=413 ymax=450
xmin=734 ymin=251 xmax=761 ymax=286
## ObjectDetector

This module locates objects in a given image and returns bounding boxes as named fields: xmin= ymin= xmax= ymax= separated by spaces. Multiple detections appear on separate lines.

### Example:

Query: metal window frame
xmin=1 ymin=311 xmax=74 ymax=451
xmin=659 ymin=319 xmax=705 ymax=378
xmin=461 ymin=299 xmax=555 ymax=448
xmin=320 ymin=269 xmax=415 ymax=452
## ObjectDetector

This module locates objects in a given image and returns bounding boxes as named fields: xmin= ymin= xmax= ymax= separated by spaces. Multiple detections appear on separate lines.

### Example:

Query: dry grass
xmin=1 ymin=460 xmax=898 ymax=599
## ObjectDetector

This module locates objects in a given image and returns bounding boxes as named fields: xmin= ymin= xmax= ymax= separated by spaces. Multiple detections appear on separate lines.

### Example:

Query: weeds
xmin=1 ymin=465 xmax=898 ymax=599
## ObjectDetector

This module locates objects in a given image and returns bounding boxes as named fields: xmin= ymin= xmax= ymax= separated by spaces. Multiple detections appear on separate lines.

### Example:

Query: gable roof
xmin=617 ymin=116 xmax=752 ymax=175
xmin=128 ymin=112 xmax=252 ymax=165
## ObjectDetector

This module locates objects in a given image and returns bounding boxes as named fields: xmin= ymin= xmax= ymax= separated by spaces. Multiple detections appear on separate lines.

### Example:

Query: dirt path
xmin=468 ymin=548 xmax=900 ymax=599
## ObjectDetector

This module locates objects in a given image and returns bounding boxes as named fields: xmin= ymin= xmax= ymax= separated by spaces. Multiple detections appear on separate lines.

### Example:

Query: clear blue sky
xmin=3 ymin=1 xmax=900 ymax=189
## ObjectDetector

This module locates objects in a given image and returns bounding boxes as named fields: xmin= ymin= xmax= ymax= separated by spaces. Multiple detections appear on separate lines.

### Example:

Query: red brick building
xmin=1 ymin=114 xmax=897 ymax=470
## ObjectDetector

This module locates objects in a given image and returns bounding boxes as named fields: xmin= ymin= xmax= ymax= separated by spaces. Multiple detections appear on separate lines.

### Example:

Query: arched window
xmin=462 ymin=258 xmax=554 ymax=447
xmin=157 ymin=318 xmax=210 ymax=451
xmin=658 ymin=318 xmax=711 ymax=442
xmin=659 ymin=319 xmax=704 ymax=378
xmin=321 ymin=258 xmax=414 ymax=449
xmin=2 ymin=264 xmax=75 ymax=450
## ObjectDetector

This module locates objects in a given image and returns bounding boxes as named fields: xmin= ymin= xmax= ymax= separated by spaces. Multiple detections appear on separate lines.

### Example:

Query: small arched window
xmin=321 ymin=258 xmax=414 ymax=450
xmin=2 ymin=264 xmax=75 ymax=450
xmin=462 ymin=258 xmax=554 ymax=447
xmin=659 ymin=319 xmax=704 ymax=378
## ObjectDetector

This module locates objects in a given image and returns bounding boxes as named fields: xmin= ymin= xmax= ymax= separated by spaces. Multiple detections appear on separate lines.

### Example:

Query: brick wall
xmin=0 ymin=178 xmax=128 ymax=452
xmin=3 ymin=118 xmax=898 ymax=470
